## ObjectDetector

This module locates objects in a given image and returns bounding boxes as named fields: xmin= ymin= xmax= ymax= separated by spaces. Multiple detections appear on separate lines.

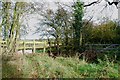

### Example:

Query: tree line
xmin=0 ymin=0 xmax=120 ymax=57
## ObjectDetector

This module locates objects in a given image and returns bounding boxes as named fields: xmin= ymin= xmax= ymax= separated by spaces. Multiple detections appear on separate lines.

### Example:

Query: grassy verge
xmin=2 ymin=53 xmax=119 ymax=78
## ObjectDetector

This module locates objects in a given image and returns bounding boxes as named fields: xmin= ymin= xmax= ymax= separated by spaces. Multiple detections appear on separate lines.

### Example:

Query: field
xmin=2 ymin=53 xmax=119 ymax=78
xmin=1 ymin=0 xmax=120 ymax=79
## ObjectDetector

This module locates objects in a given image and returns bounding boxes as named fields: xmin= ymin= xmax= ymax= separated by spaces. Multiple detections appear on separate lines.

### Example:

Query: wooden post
xmin=0 ymin=41 xmax=2 ymax=54
xmin=33 ymin=40 xmax=36 ymax=53
xmin=43 ymin=41 xmax=46 ymax=53
xmin=23 ymin=41 xmax=25 ymax=54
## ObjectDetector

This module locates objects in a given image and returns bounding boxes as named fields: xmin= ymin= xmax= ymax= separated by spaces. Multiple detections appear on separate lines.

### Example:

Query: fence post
xmin=23 ymin=41 xmax=25 ymax=54
xmin=0 ymin=41 xmax=2 ymax=54
xmin=43 ymin=41 xmax=46 ymax=53
xmin=33 ymin=40 xmax=36 ymax=53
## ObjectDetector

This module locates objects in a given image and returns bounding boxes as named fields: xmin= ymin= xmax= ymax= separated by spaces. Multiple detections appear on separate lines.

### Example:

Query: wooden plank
xmin=23 ymin=41 xmax=25 ymax=54
xmin=33 ymin=40 xmax=35 ymax=53
xmin=0 ymin=41 xmax=6 ymax=43
xmin=85 ymin=44 xmax=120 ymax=46
xmin=19 ymin=41 xmax=45 ymax=44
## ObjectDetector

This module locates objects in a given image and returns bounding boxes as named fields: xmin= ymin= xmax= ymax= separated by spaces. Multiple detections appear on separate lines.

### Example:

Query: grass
xmin=2 ymin=53 xmax=119 ymax=78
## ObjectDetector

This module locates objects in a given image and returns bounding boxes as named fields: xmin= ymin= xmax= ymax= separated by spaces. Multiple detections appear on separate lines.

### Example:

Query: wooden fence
xmin=0 ymin=40 xmax=120 ymax=54
xmin=0 ymin=40 xmax=55 ymax=54
xmin=85 ymin=44 xmax=120 ymax=52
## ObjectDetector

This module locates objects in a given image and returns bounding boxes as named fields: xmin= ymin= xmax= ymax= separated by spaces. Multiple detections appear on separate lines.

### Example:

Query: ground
xmin=2 ymin=53 xmax=119 ymax=78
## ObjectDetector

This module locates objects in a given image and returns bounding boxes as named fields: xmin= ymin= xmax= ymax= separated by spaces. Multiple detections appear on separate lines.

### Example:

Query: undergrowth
xmin=2 ymin=53 xmax=119 ymax=78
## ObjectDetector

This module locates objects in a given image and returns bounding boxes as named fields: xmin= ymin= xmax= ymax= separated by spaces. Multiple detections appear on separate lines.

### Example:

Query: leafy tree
xmin=72 ymin=0 xmax=83 ymax=52
xmin=83 ymin=20 xmax=118 ymax=44
xmin=94 ymin=21 xmax=117 ymax=43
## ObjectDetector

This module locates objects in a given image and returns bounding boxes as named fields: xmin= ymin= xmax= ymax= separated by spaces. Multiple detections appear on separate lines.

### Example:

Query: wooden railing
xmin=0 ymin=40 xmax=55 ymax=54
xmin=1 ymin=40 xmax=119 ymax=54
xmin=85 ymin=44 xmax=120 ymax=52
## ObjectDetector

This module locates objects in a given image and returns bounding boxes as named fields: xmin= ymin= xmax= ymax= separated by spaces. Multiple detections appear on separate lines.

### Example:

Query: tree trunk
xmin=1 ymin=2 xmax=24 ymax=56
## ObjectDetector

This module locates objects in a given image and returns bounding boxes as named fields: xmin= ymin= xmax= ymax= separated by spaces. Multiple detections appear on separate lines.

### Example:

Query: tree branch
xmin=105 ymin=0 xmax=120 ymax=8
xmin=84 ymin=0 xmax=101 ymax=7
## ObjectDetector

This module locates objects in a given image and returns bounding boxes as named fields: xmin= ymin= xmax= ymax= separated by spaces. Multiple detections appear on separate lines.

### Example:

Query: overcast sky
xmin=19 ymin=0 xmax=118 ymax=40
